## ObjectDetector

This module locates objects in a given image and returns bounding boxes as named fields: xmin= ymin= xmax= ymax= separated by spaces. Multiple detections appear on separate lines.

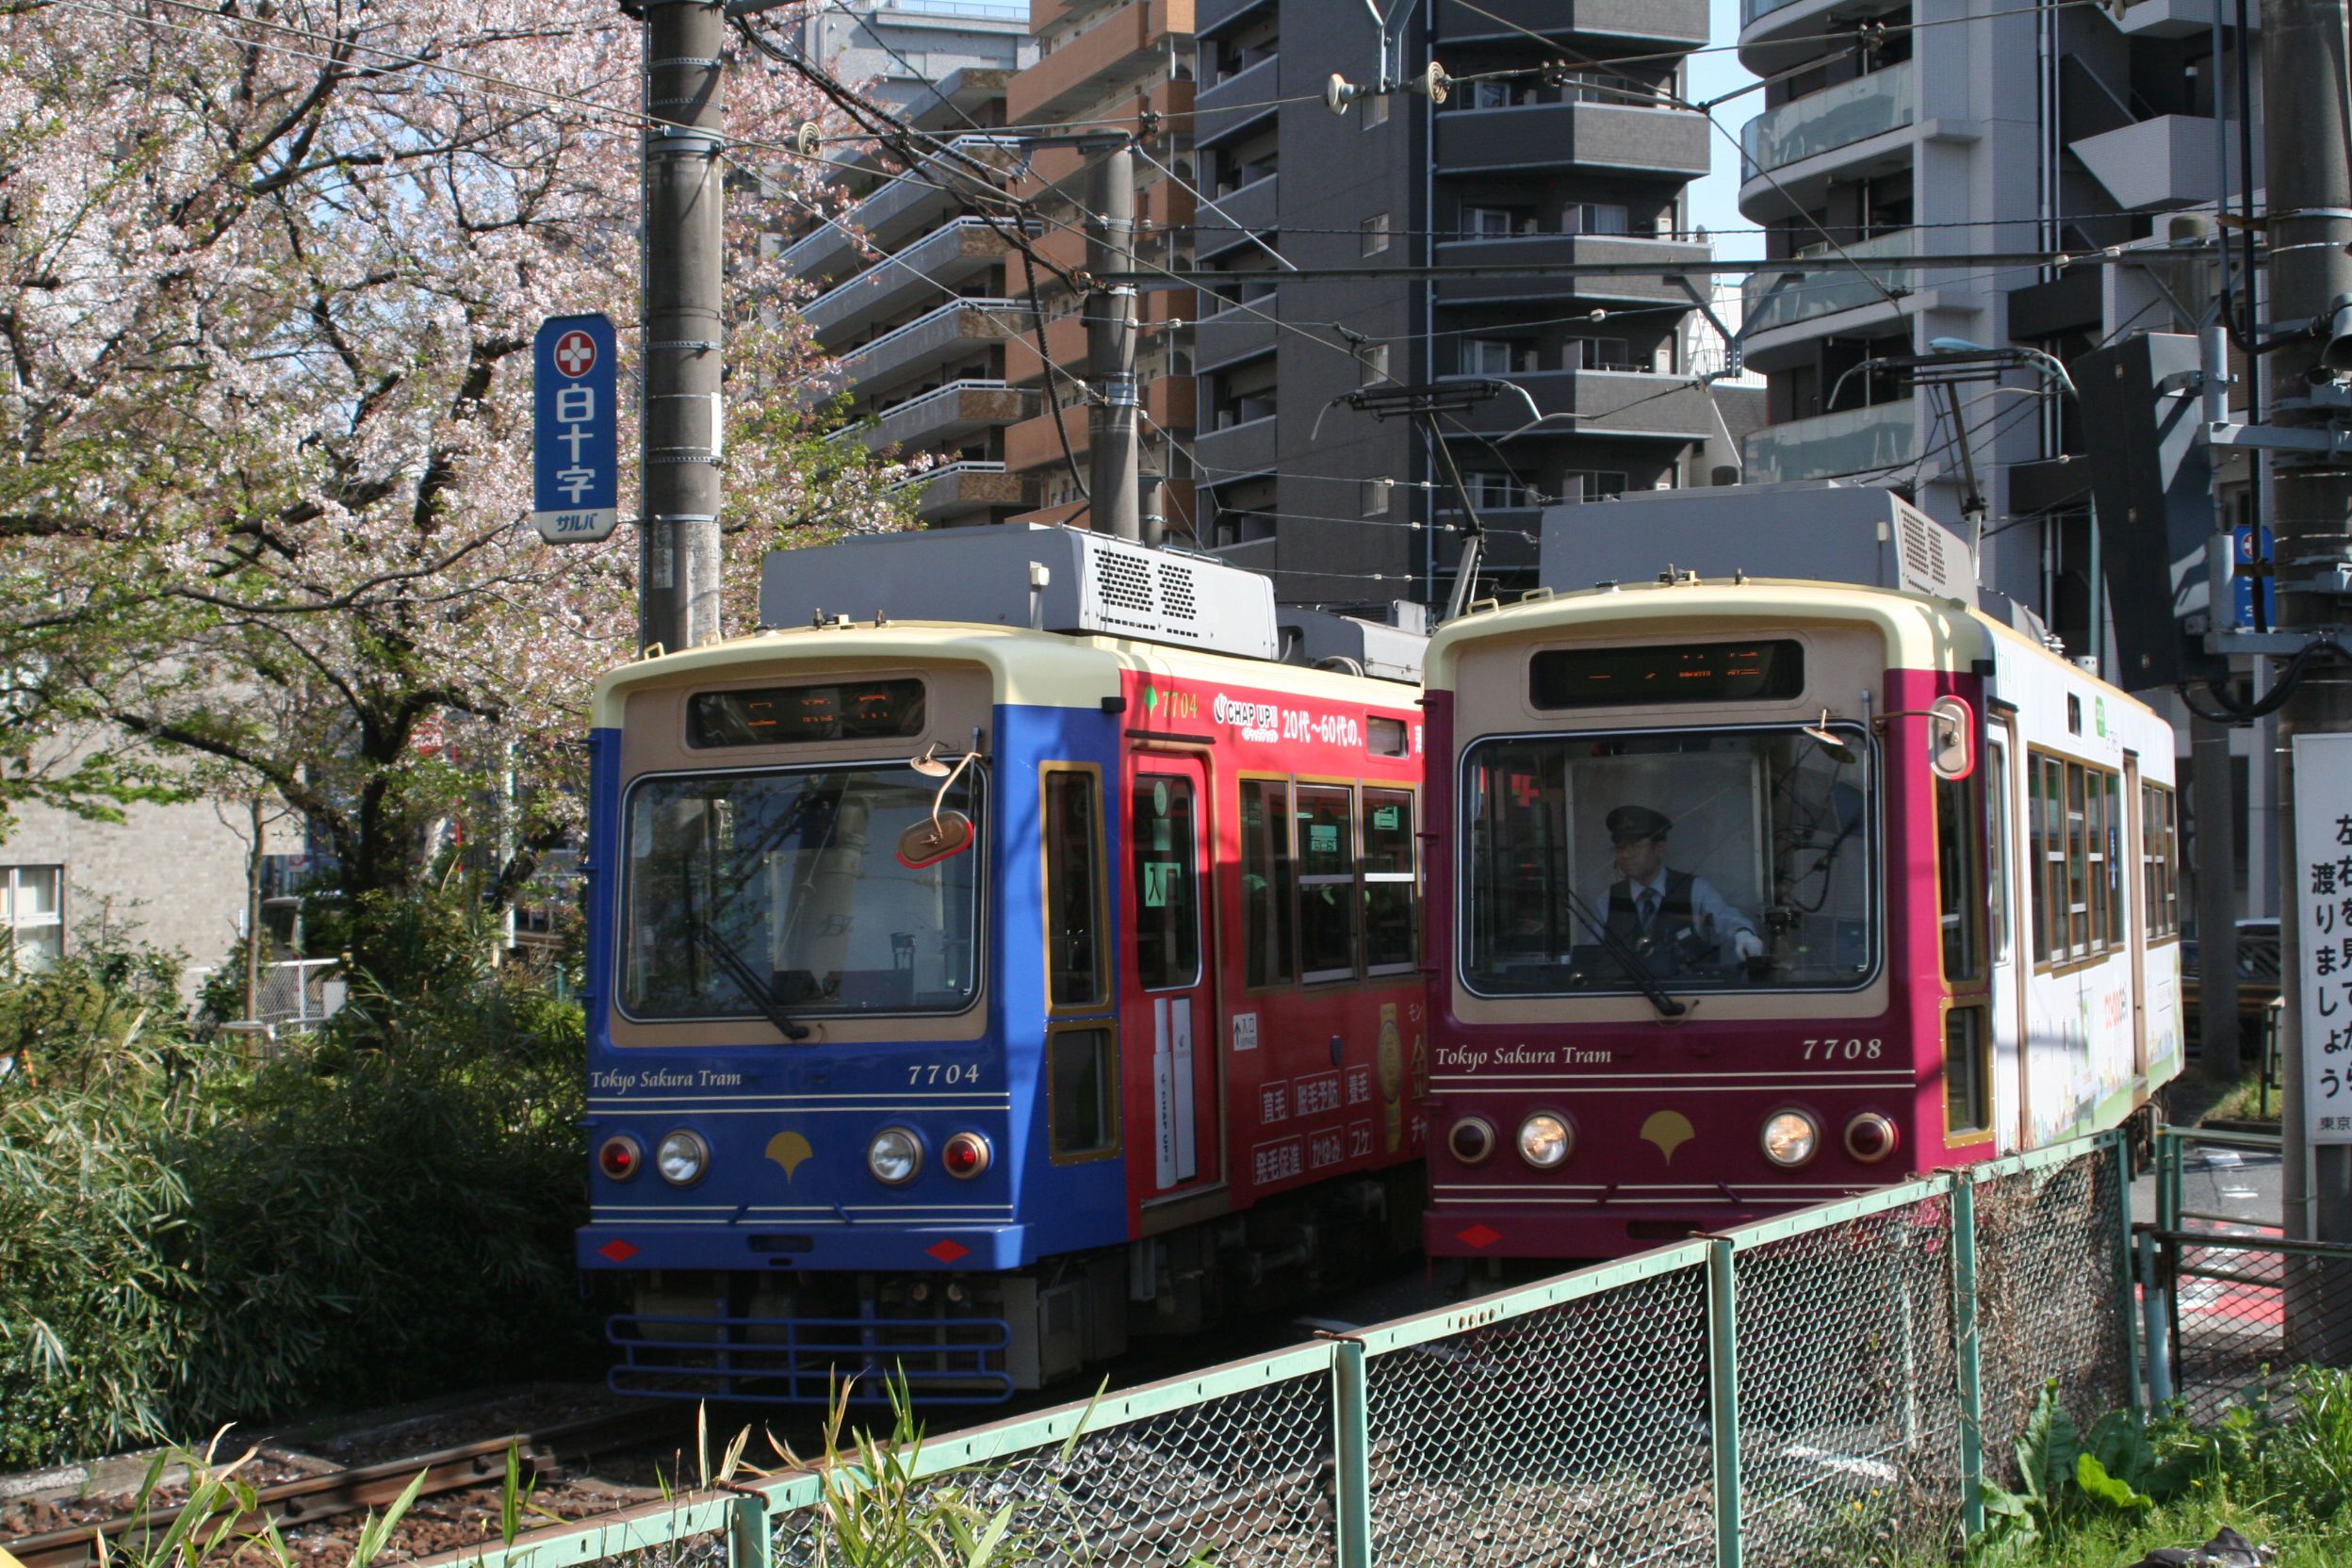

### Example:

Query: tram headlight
xmin=1845 ymin=1112 xmax=1900 ymax=1163
xmin=655 ymin=1129 xmax=710 ymax=1187
xmin=1760 ymin=1110 xmax=1820 ymax=1168
xmin=942 ymin=1132 xmax=991 ymax=1179
xmin=867 ymin=1126 xmax=923 ymax=1185
xmin=1516 ymin=1112 xmax=1574 ymax=1169
xmin=1449 ymin=1117 xmax=1496 ymax=1166
xmin=596 ymin=1135 xmax=644 ymax=1182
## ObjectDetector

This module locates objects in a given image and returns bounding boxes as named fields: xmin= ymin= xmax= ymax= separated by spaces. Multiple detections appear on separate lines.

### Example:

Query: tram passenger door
xmin=2124 ymin=752 xmax=2148 ymax=1078
xmin=1987 ymin=727 xmax=2029 ymax=1152
xmin=1129 ymin=757 xmax=1222 ymax=1200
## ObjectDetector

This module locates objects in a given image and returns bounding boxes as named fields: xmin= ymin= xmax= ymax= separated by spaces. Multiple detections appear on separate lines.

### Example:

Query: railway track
xmin=1 ymin=1408 xmax=662 ymax=1568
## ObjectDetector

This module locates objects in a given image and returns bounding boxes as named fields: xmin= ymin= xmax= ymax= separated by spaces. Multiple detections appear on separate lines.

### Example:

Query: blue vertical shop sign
xmin=533 ymin=314 xmax=620 ymax=543
xmin=2233 ymin=525 xmax=2276 ymax=629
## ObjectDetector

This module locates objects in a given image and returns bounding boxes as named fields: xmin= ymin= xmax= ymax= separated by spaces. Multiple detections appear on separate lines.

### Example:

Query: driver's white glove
xmin=1734 ymin=930 xmax=1764 ymax=962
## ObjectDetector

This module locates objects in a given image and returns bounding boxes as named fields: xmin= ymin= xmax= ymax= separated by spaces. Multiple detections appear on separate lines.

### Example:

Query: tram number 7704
xmin=906 ymin=1062 xmax=985 ymax=1086
xmin=1801 ymin=1037 xmax=1885 ymax=1061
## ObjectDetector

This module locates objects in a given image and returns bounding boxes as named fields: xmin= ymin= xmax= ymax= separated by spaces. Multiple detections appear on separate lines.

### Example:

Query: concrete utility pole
xmin=639 ymin=0 xmax=727 ymax=653
xmin=2193 ymin=714 xmax=2242 ymax=1083
xmin=1086 ymin=140 xmax=1141 ymax=542
xmin=2264 ymin=0 xmax=2352 ymax=1266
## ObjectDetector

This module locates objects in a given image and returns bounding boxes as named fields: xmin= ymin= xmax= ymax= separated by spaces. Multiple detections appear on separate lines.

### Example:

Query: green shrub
xmin=0 ymin=1049 xmax=202 ymax=1465
xmin=168 ymin=1001 xmax=596 ymax=1422
xmin=0 ymin=923 xmax=596 ymax=1465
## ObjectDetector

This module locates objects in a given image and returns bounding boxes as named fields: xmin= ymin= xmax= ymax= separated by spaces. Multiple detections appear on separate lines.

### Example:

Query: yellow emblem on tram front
xmin=765 ymin=1130 xmax=814 ymax=1181
xmin=1641 ymin=1110 xmax=1696 ymax=1166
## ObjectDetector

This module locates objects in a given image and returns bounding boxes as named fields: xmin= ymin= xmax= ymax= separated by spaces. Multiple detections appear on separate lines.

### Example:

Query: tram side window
xmin=1043 ymin=768 xmax=1105 ymax=1008
xmin=1133 ymin=775 xmax=1201 ymax=989
xmin=2031 ymin=751 xmax=2125 ymax=967
xmin=2142 ymin=782 xmax=2180 ymax=939
xmin=1936 ymin=774 xmax=1985 ymax=984
xmin=1298 ymin=785 xmax=1360 ymax=982
xmin=1364 ymin=789 xmax=1417 ymax=972
xmin=1946 ymin=1004 xmax=1992 ymax=1135
xmin=1241 ymin=779 xmax=1297 ymax=987
xmin=1048 ymin=1024 xmax=1118 ymax=1161
xmin=1987 ymin=743 xmax=2012 ymax=964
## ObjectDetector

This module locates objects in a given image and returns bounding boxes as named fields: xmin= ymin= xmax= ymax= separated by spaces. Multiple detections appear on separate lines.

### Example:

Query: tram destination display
xmin=687 ymin=678 xmax=927 ymax=747
xmin=1530 ymin=640 xmax=1805 ymax=709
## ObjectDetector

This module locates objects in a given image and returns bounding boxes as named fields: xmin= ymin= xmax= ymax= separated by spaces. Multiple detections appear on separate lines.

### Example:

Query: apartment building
xmin=776 ymin=0 xmax=1033 ymax=116
xmin=1734 ymin=0 xmax=2262 ymax=654
xmin=999 ymin=0 xmax=1200 ymax=533
xmin=1192 ymin=0 xmax=1740 ymax=608
xmin=787 ymin=68 xmax=1049 ymax=527
xmin=1736 ymin=0 xmax=2278 ymax=917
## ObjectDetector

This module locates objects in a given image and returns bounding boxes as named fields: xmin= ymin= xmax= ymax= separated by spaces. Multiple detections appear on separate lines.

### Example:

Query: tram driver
xmin=1598 ymin=805 xmax=1764 ymax=974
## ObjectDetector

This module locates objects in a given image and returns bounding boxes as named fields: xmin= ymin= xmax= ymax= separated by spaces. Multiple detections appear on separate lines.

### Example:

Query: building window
xmin=1463 ymin=338 xmax=1532 ymax=375
xmin=1361 ymin=213 xmax=1390 ymax=255
xmin=1463 ymin=205 xmax=1528 ymax=238
xmin=1558 ymin=470 xmax=1630 ymax=502
xmin=2 ymin=866 xmax=62 ymax=972
xmin=1565 ymin=203 xmax=1630 ymax=236
xmin=1361 ymin=478 xmax=1393 ymax=515
xmin=1463 ymin=470 xmax=1528 ymax=509
xmin=1358 ymin=344 xmax=1389 ymax=385
xmin=1570 ymin=336 xmax=1635 ymax=371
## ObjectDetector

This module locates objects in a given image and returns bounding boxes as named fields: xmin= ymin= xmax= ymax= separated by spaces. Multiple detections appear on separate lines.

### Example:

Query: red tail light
xmin=942 ymin=1132 xmax=991 ymax=1179
xmin=597 ymin=1135 xmax=644 ymax=1181
xmin=1845 ymin=1113 xmax=1899 ymax=1163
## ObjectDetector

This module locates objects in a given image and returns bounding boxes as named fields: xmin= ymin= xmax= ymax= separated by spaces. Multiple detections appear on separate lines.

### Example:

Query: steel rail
xmin=1 ymin=1409 xmax=657 ymax=1568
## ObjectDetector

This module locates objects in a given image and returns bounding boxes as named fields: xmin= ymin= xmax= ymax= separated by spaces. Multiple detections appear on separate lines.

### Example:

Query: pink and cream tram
xmin=1421 ymin=507 xmax=2181 ymax=1262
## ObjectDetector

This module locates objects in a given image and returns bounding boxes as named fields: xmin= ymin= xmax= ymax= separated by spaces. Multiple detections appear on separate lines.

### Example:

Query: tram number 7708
xmin=1801 ymin=1037 xmax=1885 ymax=1061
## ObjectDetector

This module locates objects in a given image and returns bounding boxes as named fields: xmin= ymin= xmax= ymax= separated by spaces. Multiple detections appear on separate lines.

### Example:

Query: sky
xmin=1685 ymin=0 xmax=1763 ymax=249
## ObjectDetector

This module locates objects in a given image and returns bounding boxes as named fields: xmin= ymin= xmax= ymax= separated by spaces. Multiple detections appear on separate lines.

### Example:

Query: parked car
xmin=2181 ymin=919 xmax=2282 ymax=1057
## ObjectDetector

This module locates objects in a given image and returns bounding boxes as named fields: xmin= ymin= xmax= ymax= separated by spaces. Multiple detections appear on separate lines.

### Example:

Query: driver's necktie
xmin=1638 ymin=889 xmax=1659 ymax=933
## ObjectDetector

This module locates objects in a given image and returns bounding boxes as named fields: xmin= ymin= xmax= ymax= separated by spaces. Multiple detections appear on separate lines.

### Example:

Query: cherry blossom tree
xmin=0 ymin=0 xmax=911 ymax=976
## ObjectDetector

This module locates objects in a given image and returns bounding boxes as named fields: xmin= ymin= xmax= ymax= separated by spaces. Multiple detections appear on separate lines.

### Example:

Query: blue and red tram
xmin=1419 ymin=563 xmax=2181 ymax=1263
xmin=577 ymin=528 xmax=1429 ymax=1399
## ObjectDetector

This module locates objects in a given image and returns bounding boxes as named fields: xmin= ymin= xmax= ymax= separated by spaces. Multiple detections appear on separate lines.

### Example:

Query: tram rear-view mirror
xmin=1928 ymin=695 xmax=1974 ymax=781
xmin=898 ymin=808 xmax=975 ymax=869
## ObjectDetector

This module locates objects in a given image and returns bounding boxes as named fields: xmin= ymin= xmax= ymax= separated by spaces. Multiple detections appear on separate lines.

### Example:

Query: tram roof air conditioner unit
xmin=758 ymin=525 xmax=1283 ymax=662
xmin=1537 ymin=481 xmax=1975 ymax=602
xmin=1277 ymin=608 xmax=1426 ymax=683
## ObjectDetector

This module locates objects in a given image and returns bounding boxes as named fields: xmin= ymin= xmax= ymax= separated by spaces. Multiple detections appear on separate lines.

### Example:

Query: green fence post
xmin=2112 ymin=1133 xmax=2144 ymax=1413
xmin=1707 ymin=1238 xmax=1742 ymax=1568
xmin=727 ymin=1488 xmax=775 ymax=1568
xmin=1333 ymin=1338 xmax=1372 ymax=1568
xmin=1952 ymin=1173 xmax=1984 ymax=1538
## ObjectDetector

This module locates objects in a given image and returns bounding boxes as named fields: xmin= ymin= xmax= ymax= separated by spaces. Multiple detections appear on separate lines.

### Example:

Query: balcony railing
xmin=1742 ymin=399 xmax=1917 ymax=484
xmin=1740 ymin=60 xmax=1916 ymax=178
xmin=1740 ymin=229 xmax=1917 ymax=336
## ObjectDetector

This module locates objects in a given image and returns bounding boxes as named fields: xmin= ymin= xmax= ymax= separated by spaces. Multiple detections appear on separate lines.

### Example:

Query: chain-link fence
xmin=2147 ymin=1126 xmax=2352 ymax=1422
xmin=419 ymin=1135 xmax=2132 ymax=1568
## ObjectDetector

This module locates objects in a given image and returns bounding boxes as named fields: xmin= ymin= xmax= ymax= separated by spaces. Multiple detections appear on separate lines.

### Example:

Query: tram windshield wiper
xmin=1559 ymin=886 xmax=1689 ymax=1019
xmin=688 ymin=915 xmax=812 ymax=1041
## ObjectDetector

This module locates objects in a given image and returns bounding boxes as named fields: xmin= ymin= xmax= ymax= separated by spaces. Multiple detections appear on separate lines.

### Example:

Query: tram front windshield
xmin=622 ymin=763 xmax=982 ymax=1021
xmin=1463 ymin=727 xmax=1873 ymax=996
